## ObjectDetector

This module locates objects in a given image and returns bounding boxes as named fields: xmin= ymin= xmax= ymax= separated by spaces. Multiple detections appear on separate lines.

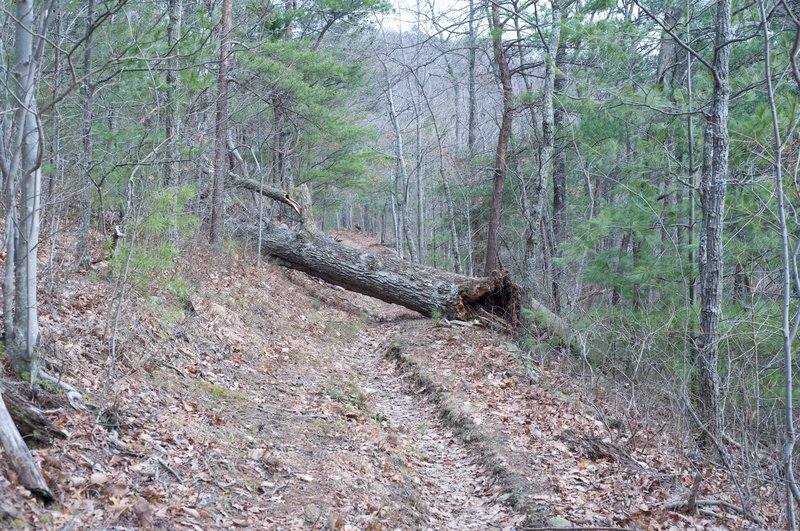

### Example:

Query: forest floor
xmin=0 ymin=230 xmax=779 ymax=529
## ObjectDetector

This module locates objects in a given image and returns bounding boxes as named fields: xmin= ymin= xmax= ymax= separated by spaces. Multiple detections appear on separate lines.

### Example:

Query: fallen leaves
xmin=390 ymin=320 xmax=777 ymax=529
xmin=3 ymin=233 xmax=778 ymax=530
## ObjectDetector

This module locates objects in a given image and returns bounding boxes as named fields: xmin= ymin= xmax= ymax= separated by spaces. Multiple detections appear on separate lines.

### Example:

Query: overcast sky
xmin=380 ymin=0 xmax=467 ymax=32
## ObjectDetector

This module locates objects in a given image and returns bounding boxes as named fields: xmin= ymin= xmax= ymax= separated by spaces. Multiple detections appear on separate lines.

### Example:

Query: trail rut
xmin=343 ymin=321 xmax=519 ymax=529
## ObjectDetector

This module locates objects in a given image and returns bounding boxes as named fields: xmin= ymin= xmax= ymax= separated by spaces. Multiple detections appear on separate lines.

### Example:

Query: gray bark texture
xmin=485 ymin=2 xmax=513 ymax=275
xmin=243 ymin=221 xmax=522 ymax=326
xmin=164 ymin=0 xmax=182 ymax=185
xmin=696 ymin=0 xmax=731 ymax=443
xmin=0 ymin=383 xmax=65 ymax=446
xmin=0 ymin=390 xmax=52 ymax=500
xmin=210 ymin=0 xmax=232 ymax=244
xmin=7 ymin=0 xmax=45 ymax=380
xmin=75 ymin=0 xmax=94 ymax=269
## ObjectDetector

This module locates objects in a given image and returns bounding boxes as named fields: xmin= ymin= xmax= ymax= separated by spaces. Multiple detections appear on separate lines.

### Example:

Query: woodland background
xmin=0 ymin=0 xmax=800 ymax=527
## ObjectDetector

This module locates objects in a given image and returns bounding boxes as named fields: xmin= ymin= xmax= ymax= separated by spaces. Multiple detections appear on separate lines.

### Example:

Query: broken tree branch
xmin=229 ymin=174 xmax=301 ymax=216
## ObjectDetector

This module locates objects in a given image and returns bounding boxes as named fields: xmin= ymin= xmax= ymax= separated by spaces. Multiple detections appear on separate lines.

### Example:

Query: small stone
xmin=90 ymin=472 xmax=109 ymax=485
xmin=303 ymin=504 xmax=320 ymax=523
xmin=69 ymin=476 xmax=88 ymax=487
xmin=546 ymin=516 xmax=574 ymax=528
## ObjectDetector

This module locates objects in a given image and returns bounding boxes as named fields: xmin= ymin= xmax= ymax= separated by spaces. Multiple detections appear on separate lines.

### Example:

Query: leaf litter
xmin=0 ymin=231 xmax=781 ymax=529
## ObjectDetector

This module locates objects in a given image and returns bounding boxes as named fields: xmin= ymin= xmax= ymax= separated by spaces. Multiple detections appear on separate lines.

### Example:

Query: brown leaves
xmin=389 ymin=320 xmax=774 ymax=528
xmin=9 ymin=236 xmax=776 ymax=529
xmin=131 ymin=499 xmax=154 ymax=527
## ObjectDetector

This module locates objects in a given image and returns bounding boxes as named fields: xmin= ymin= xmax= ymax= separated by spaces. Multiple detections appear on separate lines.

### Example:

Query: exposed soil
xmin=349 ymin=322 xmax=520 ymax=529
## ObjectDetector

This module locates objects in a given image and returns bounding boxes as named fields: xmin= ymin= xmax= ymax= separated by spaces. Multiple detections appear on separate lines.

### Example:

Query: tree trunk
xmin=415 ymin=113 xmax=425 ymax=264
xmin=442 ymin=170 xmax=462 ymax=274
xmin=0 ymin=383 xmax=66 ymax=446
xmin=551 ymin=41 xmax=568 ymax=314
xmin=485 ymin=2 xmax=513 ymax=275
xmin=696 ymin=0 xmax=731 ymax=444
xmin=0 ymin=391 xmax=52 ymax=500
xmin=385 ymin=81 xmax=417 ymax=262
xmin=415 ymin=1 xmax=425 ymax=264
xmin=655 ymin=10 xmax=679 ymax=86
xmin=525 ymin=0 xmax=560 ymax=302
xmin=210 ymin=0 xmax=232 ymax=244
xmin=467 ymin=0 xmax=477 ymax=156
xmin=611 ymin=232 xmax=631 ymax=306
xmin=0 ymin=14 xmax=57 ymax=492
xmin=75 ymin=0 xmax=94 ymax=269
xmin=164 ymin=0 xmax=182 ymax=185
xmin=244 ymin=221 xmax=521 ymax=326
xmin=686 ymin=12 xmax=697 ymax=306
xmin=7 ymin=0 xmax=45 ymax=381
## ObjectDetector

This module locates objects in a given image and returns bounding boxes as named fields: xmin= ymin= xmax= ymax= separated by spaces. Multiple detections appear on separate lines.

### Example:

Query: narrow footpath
xmin=347 ymin=321 xmax=519 ymax=529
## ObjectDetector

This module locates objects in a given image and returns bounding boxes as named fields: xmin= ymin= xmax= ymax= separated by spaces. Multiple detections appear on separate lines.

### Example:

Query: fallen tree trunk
xmin=1 ymin=382 xmax=66 ymax=446
xmin=0 ymin=391 xmax=53 ymax=500
xmin=244 ymin=222 xmax=522 ymax=326
xmin=232 ymin=179 xmax=570 ymax=337
xmin=523 ymin=299 xmax=569 ymax=345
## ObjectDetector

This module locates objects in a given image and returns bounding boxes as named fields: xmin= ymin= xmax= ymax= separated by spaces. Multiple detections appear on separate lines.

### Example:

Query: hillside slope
xmin=0 ymin=231 xmax=775 ymax=529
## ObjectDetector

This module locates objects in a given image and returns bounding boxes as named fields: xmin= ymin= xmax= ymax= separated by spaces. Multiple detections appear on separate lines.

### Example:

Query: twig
xmin=156 ymin=458 xmax=183 ymax=484
xmin=269 ymin=483 xmax=288 ymax=497
xmin=682 ymin=397 xmax=756 ymax=522
xmin=687 ymin=471 xmax=703 ymax=514
xmin=159 ymin=361 xmax=186 ymax=378
xmin=442 ymin=318 xmax=475 ymax=328
xmin=659 ymin=498 xmax=765 ymax=525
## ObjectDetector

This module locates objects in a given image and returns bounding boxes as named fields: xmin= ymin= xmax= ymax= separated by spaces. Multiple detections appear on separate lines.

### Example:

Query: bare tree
xmin=695 ymin=0 xmax=731 ymax=445
xmin=484 ymin=1 xmax=513 ymax=275
xmin=210 ymin=0 xmax=232 ymax=244
xmin=74 ymin=0 xmax=95 ymax=269
xmin=523 ymin=0 xmax=561 ymax=306
xmin=3 ymin=0 xmax=53 ymax=380
xmin=762 ymin=0 xmax=800 ymax=525
xmin=0 ymin=0 xmax=56 ymax=501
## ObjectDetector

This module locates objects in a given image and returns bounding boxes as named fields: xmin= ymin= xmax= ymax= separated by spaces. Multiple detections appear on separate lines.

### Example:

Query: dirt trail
xmin=345 ymin=321 xmax=517 ymax=529
xmin=11 ymin=231 xmax=772 ymax=529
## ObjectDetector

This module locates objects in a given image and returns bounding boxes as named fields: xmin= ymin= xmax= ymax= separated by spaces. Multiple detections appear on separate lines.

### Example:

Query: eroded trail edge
xmin=345 ymin=321 xmax=527 ymax=529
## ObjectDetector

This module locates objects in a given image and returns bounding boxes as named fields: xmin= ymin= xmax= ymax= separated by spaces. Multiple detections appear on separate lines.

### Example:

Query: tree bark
xmin=210 ymin=0 xmax=232 ymax=244
xmin=229 ymin=173 xmax=301 ymax=215
xmin=467 ymin=0 xmax=477 ymax=156
xmin=0 ymin=383 xmax=65 ymax=446
xmin=442 ymin=169 xmax=462 ymax=274
xmin=75 ymin=0 xmax=94 ymax=269
xmin=415 ymin=0 xmax=425 ymax=264
xmin=7 ymin=0 xmax=46 ymax=381
xmin=485 ymin=2 xmax=513 ymax=275
xmin=551 ymin=41 xmax=568 ymax=314
xmin=525 ymin=0 xmax=560 ymax=304
xmin=164 ymin=0 xmax=182 ymax=185
xmin=696 ymin=0 xmax=731 ymax=444
xmin=243 ymin=221 xmax=522 ymax=326
xmin=758 ymin=1 xmax=798 ymax=524
xmin=0 ymin=391 xmax=52 ymax=500
xmin=385 ymin=80 xmax=417 ymax=262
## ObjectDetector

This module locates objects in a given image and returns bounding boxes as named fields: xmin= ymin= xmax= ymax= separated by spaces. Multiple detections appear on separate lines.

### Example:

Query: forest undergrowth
xmin=0 ymin=229 xmax=781 ymax=529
